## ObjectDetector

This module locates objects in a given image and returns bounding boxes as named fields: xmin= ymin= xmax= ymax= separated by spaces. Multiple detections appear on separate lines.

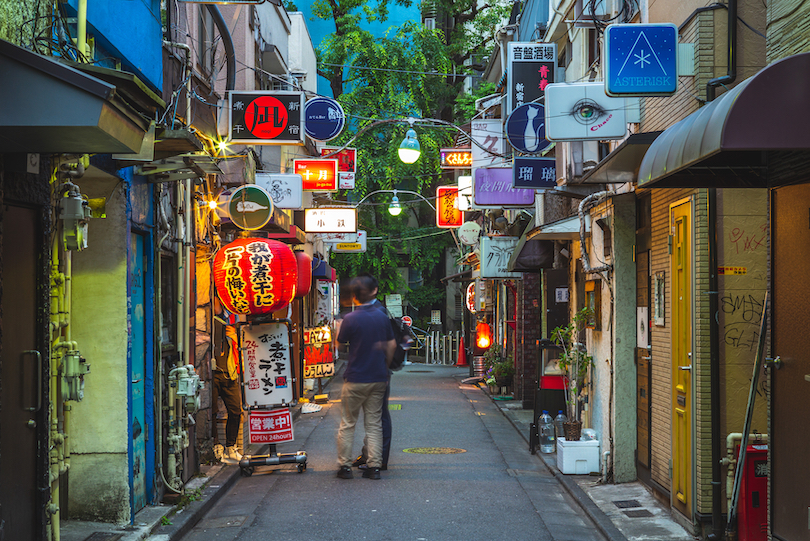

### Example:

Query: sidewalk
xmin=62 ymin=363 xmax=696 ymax=541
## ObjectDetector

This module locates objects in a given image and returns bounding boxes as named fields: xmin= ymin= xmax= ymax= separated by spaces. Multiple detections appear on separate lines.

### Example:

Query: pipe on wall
xmin=706 ymin=0 xmax=737 ymax=102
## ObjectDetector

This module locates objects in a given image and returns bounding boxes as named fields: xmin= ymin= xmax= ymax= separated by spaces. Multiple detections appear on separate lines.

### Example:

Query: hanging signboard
xmin=544 ymin=82 xmax=627 ymax=140
xmin=303 ymin=326 xmax=335 ymax=378
xmin=506 ymin=42 xmax=556 ymax=115
xmin=254 ymin=173 xmax=303 ymax=210
xmin=339 ymin=172 xmax=356 ymax=190
xmin=513 ymin=157 xmax=557 ymax=189
xmin=472 ymin=119 xmax=505 ymax=169
xmin=241 ymin=322 xmax=294 ymax=407
xmin=436 ymin=186 xmax=463 ymax=228
xmin=293 ymin=159 xmax=338 ymax=191
xmin=466 ymin=282 xmax=477 ymax=313
xmin=604 ymin=23 xmax=678 ymax=96
xmin=248 ymin=408 xmax=294 ymax=444
xmin=304 ymin=208 xmax=357 ymax=233
xmin=229 ymin=91 xmax=304 ymax=145
xmin=474 ymin=167 xmax=535 ymax=207
xmin=506 ymin=103 xmax=550 ymax=154
xmin=458 ymin=221 xmax=481 ymax=246
xmin=304 ymin=97 xmax=345 ymax=141
xmin=480 ymin=236 xmax=522 ymax=278
xmin=331 ymin=230 xmax=367 ymax=253
xmin=227 ymin=184 xmax=275 ymax=230
xmin=320 ymin=147 xmax=356 ymax=172
xmin=440 ymin=149 xmax=473 ymax=169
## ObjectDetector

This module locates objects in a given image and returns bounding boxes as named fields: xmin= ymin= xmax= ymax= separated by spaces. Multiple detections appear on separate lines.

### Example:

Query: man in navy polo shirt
xmin=335 ymin=274 xmax=395 ymax=480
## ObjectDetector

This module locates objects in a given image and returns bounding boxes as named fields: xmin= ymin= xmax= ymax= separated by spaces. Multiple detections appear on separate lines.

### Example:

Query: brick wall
xmin=517 ymin=273 xmax=542 ymax=409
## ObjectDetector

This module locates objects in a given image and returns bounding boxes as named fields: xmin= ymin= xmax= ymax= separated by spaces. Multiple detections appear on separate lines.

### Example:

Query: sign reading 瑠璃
xmin=506 ymin=42 xmax=556 ymax=115
xmin=248 ymin=408 xmax=294 ymax=444
xmin=513 ymin=157 xmax=556 ymax=189
xmin=241 ymin=322 xmax=294 ymax=407
xmin=303 ymin=326 xmax=334 ymax=379
xmin=605 ymin=24 xmax=678 ymax=96
xmin=229 ymin=91 xmax=304 ymax=145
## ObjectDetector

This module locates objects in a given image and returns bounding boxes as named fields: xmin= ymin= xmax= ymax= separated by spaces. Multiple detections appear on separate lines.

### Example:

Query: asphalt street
xmin=175 ymin=365 xmax=610 ymax=541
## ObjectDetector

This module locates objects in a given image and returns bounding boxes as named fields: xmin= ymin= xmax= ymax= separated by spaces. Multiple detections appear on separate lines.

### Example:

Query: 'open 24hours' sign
xmin=229 ymin=91 xmax=305 ymax=145
xmin=240 ymin=322 xmax=294 ymax=407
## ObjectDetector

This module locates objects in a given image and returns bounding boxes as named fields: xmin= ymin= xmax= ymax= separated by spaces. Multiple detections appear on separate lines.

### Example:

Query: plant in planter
xmin=483 ymin=348 xmax=514 ymax=390
xmin=551 ymin=307 xmax=595 ymax=440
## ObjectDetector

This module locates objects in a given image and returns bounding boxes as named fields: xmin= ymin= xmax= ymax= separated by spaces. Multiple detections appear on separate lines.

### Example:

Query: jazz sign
xmin=303 ymin=326 xmax=334 ymax=378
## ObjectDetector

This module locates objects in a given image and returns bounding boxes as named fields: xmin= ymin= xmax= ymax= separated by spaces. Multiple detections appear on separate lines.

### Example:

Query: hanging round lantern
xmin=213 ymin=237 xmax=297 ymax=315
xmin=465 ymin=282 xmax=476 ymax=313
xmin=476 ymin=321 xmax=492 ymax=350
xmin=294 ymin=251 xmax=312 ymax=298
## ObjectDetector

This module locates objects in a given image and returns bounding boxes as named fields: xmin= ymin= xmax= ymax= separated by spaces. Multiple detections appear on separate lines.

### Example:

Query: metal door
xmin=130 ymin=233 xmax=147 ymax=512
xmin=771 ymin=184 xmax=810 ymax=540
xmin=0 ymin=205 xmax=40 ymax=540
xmin=670 ymin=199 xmax=692 ymax=517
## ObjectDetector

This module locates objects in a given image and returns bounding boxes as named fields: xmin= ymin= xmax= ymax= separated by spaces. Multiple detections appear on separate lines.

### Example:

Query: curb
xmin=488 ymin=389 xmax=629 ymax=541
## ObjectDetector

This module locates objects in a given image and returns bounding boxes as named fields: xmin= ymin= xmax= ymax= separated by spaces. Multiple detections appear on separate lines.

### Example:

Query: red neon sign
xmin=436 ymin=186 xmax=463 ymax=228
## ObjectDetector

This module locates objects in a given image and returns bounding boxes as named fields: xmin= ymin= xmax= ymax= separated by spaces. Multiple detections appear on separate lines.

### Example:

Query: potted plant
xmin=551 ymin=307 xmax=594 ymax=440
xmin=483 ymin=347 xmax=514 ymax=392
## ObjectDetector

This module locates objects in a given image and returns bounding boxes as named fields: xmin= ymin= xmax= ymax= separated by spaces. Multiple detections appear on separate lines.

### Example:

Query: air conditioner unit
xmin=424 ymin=17 xmax=436 ymax=30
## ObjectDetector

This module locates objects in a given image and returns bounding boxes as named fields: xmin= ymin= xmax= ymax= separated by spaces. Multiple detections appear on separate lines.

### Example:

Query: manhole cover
xmin=613 ymin=499 xmax=642 ymax=508
xmin=388 ymin=404 xmax=401 ymax=410
xmin=403 ymin=447 xmax=466 ymax=454
xmin=84 ymin=534 xmax=123 ymax=541
xmin=623 ymin=509 xmax=654 ymax=518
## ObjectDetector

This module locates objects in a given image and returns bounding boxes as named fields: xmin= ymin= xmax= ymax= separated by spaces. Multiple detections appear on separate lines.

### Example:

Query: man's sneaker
xmin=337 ymin=466 xmax=353 ymax=479
xmin=222 ymin=445 xmax=242 ymax=464
xmin=351 ymin=455 xmax=367 ymax=467
xmin=213 ymin=444 xmax=224 ymax=461
xmin=362 ymin=467 xmax=381 ymax=480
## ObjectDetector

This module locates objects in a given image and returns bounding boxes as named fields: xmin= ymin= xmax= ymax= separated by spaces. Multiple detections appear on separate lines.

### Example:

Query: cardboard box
xmin=556 ymin=438 xmax=600 ymax=474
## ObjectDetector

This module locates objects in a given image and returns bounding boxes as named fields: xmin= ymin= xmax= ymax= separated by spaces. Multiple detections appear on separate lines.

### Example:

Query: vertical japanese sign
xmin=303 ymin=326 xmax=335 ymax=378
xmin=472 ymin=119 xmax=505 ymax=169
xmin=248 ymin=408 xmax=294 ymax=444
xmin=436 ymin=186 xmax=463 ymax=228
xmin=229 ymin=91 xmax=305 ymax=145
xmin=321 ymin=147 xmax=357 ymax=189
xmin=506 ymin=42 xmax=557 ymax=115
xmin=241 ymin=322 xmax=294 ymax=407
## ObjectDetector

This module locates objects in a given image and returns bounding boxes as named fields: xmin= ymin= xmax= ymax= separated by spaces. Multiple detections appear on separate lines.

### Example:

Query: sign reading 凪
xmin=229 ymin=92 xmax=304 ymax=145
xmin=241 ymin=322 xmax=294 ymax=407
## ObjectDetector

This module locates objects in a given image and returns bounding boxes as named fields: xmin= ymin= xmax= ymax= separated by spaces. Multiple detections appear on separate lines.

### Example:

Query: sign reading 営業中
xmin=248 ymin=409 xmax=294 ymax=444
xmin=241 ymin=322 xmax=294 ymax=407
xmin=229 ymin=92 xmax=304 ymax=145
xmin=506 ymin=42 xmax=556 ymax=115
xmin=604 ymin=24 xmax=678 ymax=96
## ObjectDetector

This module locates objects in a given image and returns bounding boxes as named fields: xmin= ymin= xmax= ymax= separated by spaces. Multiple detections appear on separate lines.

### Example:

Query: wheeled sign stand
xmin=235 ymin=318 xmax=307 ymax=477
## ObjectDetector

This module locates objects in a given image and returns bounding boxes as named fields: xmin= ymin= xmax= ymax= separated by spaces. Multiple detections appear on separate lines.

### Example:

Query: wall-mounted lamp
xmin=398 ymin=128 xmax=421 ymax=164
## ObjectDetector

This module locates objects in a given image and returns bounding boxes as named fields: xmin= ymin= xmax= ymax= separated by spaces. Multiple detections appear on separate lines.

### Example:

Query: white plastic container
xmin=556 ymin=438 xmax=600 ymax=474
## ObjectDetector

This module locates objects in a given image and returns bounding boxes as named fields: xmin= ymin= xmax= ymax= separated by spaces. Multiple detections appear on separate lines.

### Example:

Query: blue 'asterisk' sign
xmin=605 ymin=24 xmax=678 ymax=96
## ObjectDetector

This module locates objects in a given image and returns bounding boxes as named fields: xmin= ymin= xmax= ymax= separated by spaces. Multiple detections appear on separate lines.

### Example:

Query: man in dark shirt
xmin=335 ymin=274 xmax=395 ymax=480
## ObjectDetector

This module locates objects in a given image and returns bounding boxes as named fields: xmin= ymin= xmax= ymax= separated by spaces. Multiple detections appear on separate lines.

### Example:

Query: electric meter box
xmin=737 ymin=443 xmax=768 ymax=541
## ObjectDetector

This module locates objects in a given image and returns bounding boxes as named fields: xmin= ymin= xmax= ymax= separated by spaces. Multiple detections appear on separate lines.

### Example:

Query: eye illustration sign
xmin=229 ymin=91 xmax=305 ymax=145
xmin=241 ymin=322 xmax=294 ymax=407
xmin=544 ymin=82 xmax=627 ymax=141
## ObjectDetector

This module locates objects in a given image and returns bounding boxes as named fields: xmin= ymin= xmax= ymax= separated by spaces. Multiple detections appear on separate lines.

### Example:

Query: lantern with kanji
xmin=213 ymin=238 xmax=297 ymax=315
xmin=294 ymin=250 xmax=312 ymax=298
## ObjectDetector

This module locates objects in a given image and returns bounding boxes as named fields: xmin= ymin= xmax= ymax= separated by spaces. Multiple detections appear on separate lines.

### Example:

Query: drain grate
xmin=613 ymin=499 xmax=642 ymax=509
xmin=403 ymin=447 xmax=466 ymax=454
xmin=83 ymin=534 xmax=123 ymax=541
xmin=623 ymin=509 xmax=654 ymax=518
xmin=388 ymin=404 xmax=401 ymax=410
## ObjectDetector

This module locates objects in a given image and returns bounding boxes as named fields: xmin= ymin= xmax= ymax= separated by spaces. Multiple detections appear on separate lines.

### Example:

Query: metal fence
xmin=410 ymin=328 xmax=462 ymax=365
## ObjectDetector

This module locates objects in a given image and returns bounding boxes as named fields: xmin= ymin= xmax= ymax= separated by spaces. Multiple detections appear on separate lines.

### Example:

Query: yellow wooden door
xmin=670 ymin=200 xmax=692 ymax=516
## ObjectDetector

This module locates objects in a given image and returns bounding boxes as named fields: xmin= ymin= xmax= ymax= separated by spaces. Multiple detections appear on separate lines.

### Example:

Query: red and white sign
xmin=401 ymin=316 xmax=413 ymax=326
xmin=248 ymin=408 xmax=294 ymax=444
xmin=294 ymin=159 xmax=338 ymax=191
xmin=320 ymin=147 xmax=356 ymax=172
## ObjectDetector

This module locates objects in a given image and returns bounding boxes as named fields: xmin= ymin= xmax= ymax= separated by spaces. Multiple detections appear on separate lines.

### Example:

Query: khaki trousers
xmin=337 ymin=381 xmax=387 ymax=468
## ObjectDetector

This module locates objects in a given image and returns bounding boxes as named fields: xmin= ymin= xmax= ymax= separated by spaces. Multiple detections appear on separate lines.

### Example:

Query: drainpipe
xmin=706 ymin=0 xmax=737 ymax=102
xmin=707 ymin=188 xmax=723 ymax=540
xmin=77 ymin=0 xmax=87 ymax=61
xmin=205 ymin=6 xmax=236 ymax=92
xmin=163 ymin=41 xmax=192 ymax=125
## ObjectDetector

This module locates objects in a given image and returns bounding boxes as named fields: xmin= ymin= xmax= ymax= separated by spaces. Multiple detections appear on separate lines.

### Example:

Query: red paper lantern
xmin=213 ymin=238 xmax=297 ymax=315
xmin=294 ymin=251 xmax=312 ymax=298
xmin=476 ymin=321 xmax=492 ymax=350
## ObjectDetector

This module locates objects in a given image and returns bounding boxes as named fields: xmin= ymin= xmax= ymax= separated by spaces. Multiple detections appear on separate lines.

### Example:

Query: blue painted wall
xmin=64 ymin=0 xmax=163 ymax=91
xmin=294 ymin=1 xmax=421 ymax=96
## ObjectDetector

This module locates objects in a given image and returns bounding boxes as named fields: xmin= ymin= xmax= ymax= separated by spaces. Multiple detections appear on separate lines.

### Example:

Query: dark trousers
xmin=213 ymin=370 xmax=242 ymax=447
xmin=362 ymin=380 xmax=391 ymax=466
